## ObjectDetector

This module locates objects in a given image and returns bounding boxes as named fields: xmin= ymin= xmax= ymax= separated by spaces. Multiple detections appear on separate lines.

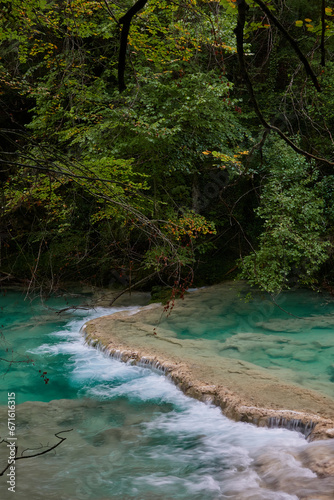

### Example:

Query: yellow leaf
xmin=295 ymin=20 xmax=303 ymax=27
xmin=304 ymin=18 xmax=312 ymax=22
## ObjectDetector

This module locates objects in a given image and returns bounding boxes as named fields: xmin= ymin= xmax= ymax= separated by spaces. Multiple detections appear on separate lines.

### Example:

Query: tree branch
xmin=118 ymin=0 xmax=148 ymax=92
xmin=321 ymin=0 xmax=326 ymax=66
xmin=253 ymin=0 xmax=321 ymax=91
xmin=234 ymin=1 xmax=334 ymax=167
xmin=0 ymin=429 xmax=73 ymax=476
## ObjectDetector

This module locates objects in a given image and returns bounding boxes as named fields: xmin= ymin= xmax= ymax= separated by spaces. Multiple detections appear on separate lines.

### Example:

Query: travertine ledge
xmin=83 ymin=301 xmax=334 ymax=441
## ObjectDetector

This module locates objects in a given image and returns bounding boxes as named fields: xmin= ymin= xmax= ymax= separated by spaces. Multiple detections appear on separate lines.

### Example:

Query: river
xmin=0 ymin=289 xmax=334 ymax=499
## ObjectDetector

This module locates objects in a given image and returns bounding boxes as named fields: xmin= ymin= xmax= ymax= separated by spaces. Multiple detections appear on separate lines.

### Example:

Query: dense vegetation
xmin=0 ymin=0 xmax=334 ymax=296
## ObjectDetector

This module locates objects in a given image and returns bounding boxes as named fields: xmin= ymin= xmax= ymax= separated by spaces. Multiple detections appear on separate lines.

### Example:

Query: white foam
xmin=24 ymin=301 xmax=332 ymax=500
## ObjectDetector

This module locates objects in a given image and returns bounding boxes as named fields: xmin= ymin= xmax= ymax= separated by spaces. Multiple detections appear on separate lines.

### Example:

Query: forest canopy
xmin=0 ymin=0 xmax=334 ymax=296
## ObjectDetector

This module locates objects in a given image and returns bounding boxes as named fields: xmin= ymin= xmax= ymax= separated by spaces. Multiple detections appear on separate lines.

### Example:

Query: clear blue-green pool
xmin=0 ymin=288 xmax=334 ymax=500
xmin=159 ymin=285 xmax=334 ymax=397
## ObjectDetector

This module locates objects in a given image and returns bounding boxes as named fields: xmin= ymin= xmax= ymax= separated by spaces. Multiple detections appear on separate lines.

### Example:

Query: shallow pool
xmin=0 ymin=289 xmax=333 ymax=499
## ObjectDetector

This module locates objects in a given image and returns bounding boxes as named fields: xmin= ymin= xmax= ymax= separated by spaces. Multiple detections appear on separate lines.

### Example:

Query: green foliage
xmin=1 ymin=0 xmax=334 ymax=293
xmin=103 ymin=72 xmax=244 ymax=183
xmin=239 ymin=141 xmax=329 ymax=293
xmin=320 ymin=175 xmax=334 ymax=225
xmin=1 ymin=0 xmax=236 ymax=288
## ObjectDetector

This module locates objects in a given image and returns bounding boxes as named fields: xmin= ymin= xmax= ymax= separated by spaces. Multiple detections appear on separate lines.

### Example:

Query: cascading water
xmin=267 ymin=417 xmax=317 ymax=437
xmin=0 ymin=290 xmax=334 ymax=499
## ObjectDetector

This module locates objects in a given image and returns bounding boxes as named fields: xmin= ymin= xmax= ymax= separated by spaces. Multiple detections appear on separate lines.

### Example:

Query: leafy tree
xmin=1 ymin=0 xmax=334 ymax=295
xmin=239 ymin=141 xmax=329 ymax=294
xmin=1 ymin=0 xmax=240 ymax=291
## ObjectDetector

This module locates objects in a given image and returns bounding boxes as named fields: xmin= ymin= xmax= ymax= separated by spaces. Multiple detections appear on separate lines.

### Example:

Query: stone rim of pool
xmin=83 ymin=284 xmax=334 ymax=441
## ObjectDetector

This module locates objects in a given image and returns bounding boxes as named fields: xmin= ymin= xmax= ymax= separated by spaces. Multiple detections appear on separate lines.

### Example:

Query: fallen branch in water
xmin=0 ymin=429 xmax=73 ymax=476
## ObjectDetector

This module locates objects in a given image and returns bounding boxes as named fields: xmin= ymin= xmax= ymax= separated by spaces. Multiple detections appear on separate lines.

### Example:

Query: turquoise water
xmin=1 ymin=289 xmax=334 ymax=499
xmin=160 ymin=286 xmax=334 ymax=397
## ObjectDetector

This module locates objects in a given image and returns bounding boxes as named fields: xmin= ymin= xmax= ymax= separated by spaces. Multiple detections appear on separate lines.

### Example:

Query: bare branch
xmin=235 ymin=1 xmax=334 ymax=167
xmin=0 ymin=430 xmax=73 ymax=476
xmin=253 ymin=0 xmax=321 ymax=91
